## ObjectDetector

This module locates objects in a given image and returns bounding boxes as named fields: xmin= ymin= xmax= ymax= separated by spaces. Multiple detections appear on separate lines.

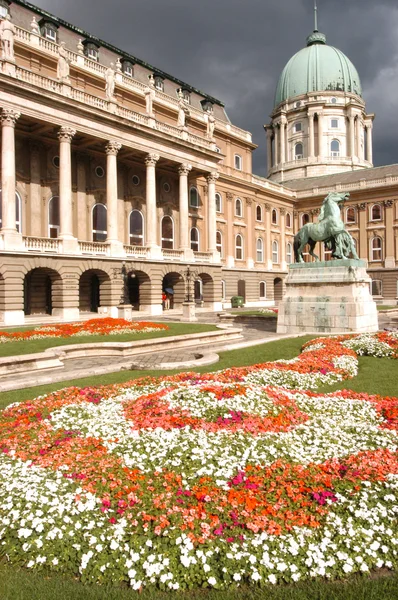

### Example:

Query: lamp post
xmin=181 ymin=265 xmax=199 ymax=322
xmin=118 ymin=261 xmax=135 ymax=320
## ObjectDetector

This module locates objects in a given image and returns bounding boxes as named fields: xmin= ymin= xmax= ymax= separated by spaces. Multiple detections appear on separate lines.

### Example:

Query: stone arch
xmin=79 ymin=269 xmax=111 ymax=313
xmin=76 ymin=260 xmax=116 ymax=313
xmin=196 ymin=272 xmax=214 ymax=306
xmin=126 ymin=268 xmax=152 ymax=311
xmin=237 ymin=279 xmax=246 ymax=301
xmin=24 ymin=266 xmax=62 ymax=316
xmin=273 ymin=277 xmax=284 ymax=303
xmin=162 ymin=269 xmax=185 ymax=309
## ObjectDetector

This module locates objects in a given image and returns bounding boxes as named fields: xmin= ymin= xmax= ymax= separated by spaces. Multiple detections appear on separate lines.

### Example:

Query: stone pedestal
xmin=181 ymin=302 xmax=198 ymax=322
xmin=117 ymin=304 xmax=133 ymax=321
xmin=277 ymin=259 xmax=378 ymax=334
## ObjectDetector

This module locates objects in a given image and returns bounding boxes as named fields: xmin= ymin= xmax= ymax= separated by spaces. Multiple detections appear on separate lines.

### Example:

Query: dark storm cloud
xmin=31 ymin=0 xmax=398 ymax=176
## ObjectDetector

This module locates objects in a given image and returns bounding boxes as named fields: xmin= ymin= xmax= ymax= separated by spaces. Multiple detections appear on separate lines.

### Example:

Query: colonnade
xmin=0 ymin=108 xmax=219 ymax=258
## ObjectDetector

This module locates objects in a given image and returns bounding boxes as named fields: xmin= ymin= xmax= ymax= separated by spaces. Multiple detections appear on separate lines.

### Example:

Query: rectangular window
xmin=234 ymin=154 xmax=242 ymax=170
xmin=371 ymin=280 xmax=383 ymax=296
xmin=43 ymin=26 xmax=57 ymax=42
xmin=88 ymin=48 xmax=98 ymax=61
xmin=331 ymin=119 xmax=339 ymax=128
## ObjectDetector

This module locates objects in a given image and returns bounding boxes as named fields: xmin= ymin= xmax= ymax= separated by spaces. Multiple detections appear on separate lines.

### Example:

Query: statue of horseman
xmin=293 ymin=191 xmax=359 ymax=263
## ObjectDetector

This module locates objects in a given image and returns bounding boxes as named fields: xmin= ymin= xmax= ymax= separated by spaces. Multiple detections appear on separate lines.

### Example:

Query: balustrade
xmin=79 ymin=241 xmax=109 ymax=255
xmin=24 ymin=237 xmax=61 ymax=252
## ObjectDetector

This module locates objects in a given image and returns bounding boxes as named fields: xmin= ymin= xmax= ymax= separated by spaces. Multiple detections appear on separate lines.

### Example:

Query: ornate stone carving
xmin=105 ymin=64 xmax=116 ymax=99
xmin=264 ymin=203 xmax=271 ymax=212
xmin=57 ymin=42 xmax=70 ymax=81
xmin=178 ymin=163 xmax=192 ymax=176
xmin=357 ymin=203 xmax=367 ymax=211
xmin=205 ymin=112 xmax=216 ymax=139
xmin=244 ymin=197 xmax=252 ymax=206
xmin=30 ymin=16 xmax=40 ymax=35
xmin=0 ymin=14 xmax=16 ymax=62
xmin=57 ymin=127 xmax=76 ymax=143
xmin=105 ymin=140 xmax=122 ymax=156
xmin=1 ymin=108 xmax=20 ymax=127
xmin=206 ymin=171 xmax=219 ymax=184
xmin=177 ymin=90 xmax=190 ymax=128
xmin=145 ymin=75 xmax=156 ymax=116
xmin=226 ymin=192 xmax=233 ymax=201
xmin=384 ymin=200 xmax=394 ymax=208
xmin=280 ymin=207 xmax=287 ymax=216
xmin=145 ymin=153 xmax=160 ymax=167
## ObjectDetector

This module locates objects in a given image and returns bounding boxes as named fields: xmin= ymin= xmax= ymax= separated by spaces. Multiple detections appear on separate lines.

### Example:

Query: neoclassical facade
xmin=0 ymin=1 xmax=396 ymax=325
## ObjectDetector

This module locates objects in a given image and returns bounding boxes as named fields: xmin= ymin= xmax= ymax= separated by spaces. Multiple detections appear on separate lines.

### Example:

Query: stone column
xmin=264 ymin=203 xmax=272 ymax=269
xmin=280 ymin=208 xmax=287 ymax=269
xmin=384 ymin=200 xmax=395 ymax=268
xmin=1 ymin=108 xmax=22 ymax=249
xmin=357 ymin=203 xmax=367 ymax=261
xmin=274 ymin=124 xmax=279 ymax=165
xmin=280 ymin=119 xmax=286 ymax=165
xmin=355 ymin=118 xmax=361 ymax=159
xmin=226 ymin=192 xmax=234 ymax=267
xmin=245 ymin=197 xmax=254 ymax=268
xmin=207 ymin=171 xmax=219 ymax=262
xmin=317 ymin=112 xmax=324 ymax=158
xmin=308 ymin=113 xmax=315 ymax=159
xmin=58 ymin=126 xmax=77 ymax=252
xmin=366 ymin=124 xmax=373 ymax=164
xmin=349 ymin=115 xmax=355 ymax=159
xmin=145 ymin=153 xmax=161 ymax=258
xmin=178 ymin=163 xmax=192 ymax=257
xmin=29 ymin=141 xmax=42 ymax=237
xmin=105 ymin=140 xmax=123 ymax=255
xmin=266 ymin=127 xmax=272 ymax=173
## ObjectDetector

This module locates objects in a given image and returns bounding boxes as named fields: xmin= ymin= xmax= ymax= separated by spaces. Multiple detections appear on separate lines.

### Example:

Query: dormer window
xmin=0 ymin=1 xmax=9 ymax=18
xmin=201 ymin=99 xmax=214 ymax=113
xmin=154 ymin=75 xmax=164 ymax=91
xmin=83 ymin=40 xmax=100 ymax=62
xmin=180 ymin=88 xmax=191 ymax=104
xmin=39 ymin=18 xmax=59 ymax=43
xmin=122 ymin=60 xmax=134 ymax=78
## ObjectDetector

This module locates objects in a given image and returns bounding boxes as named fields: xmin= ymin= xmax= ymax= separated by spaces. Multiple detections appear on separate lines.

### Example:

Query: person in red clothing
xmin=162 ymin=292 xmax=167 ymax=310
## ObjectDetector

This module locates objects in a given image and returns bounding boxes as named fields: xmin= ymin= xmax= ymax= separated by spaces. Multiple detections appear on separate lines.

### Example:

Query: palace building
xmin=0 ymin=0 xmax=396 ymax=325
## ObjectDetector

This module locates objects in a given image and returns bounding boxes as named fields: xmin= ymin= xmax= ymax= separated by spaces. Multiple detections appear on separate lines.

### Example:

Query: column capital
xmin=58 ymin=126 xmax=76 ymax=143
xmin=105 ymin=140 xmax=122 ymax=156
xmin=1 ymin=108 xmax=21 ymax=128
xmin=244 ymin=196 xmax=253 ymax=206
xmin=178 ymin=162 xmax=192 ymax=176
xmin=226 ymin=192 xmax=233 ymax=201
xmin=206 ymin=171 xmax=219 ymax=184
xmin=264 ymin=203 xmax=271 ymax=212
xmin=280 ymin=207 xmax=287 ymax=216
xmin=145 ymin=153 xmax=160 ymax=167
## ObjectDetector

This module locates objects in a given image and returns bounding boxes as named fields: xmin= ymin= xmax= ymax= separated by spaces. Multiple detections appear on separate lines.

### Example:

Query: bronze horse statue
xmin=294 ymin=192 xmax=359 ymax=263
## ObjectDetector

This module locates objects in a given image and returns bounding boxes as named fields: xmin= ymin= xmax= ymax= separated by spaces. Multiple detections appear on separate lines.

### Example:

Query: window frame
xmin=154 ymin=76 xmax=164 ymax=91
xmin=41 ymin=22 xmax=58 ymax=42
xmin=301 ymin=213 xmax=310 ymax=227
xmin=92 ymin=203 xmax=107 ymax=242
xmin=161 ymin=215 xmax=174 ymax=249
xmin=294 ymin=142 xmax=304 ymax=160
xmin=272 ymin=240 xmax=279 ymax=264
xmin=235 ymin=198 xmax=243 ymax=218
xmin=330 ymin=139 xmax=340 ymax=157
xmin=370 ymin=236 xmax=383 ymax=262
xmin=259 ymin=281 xmax=266 ymax=300
xmin=371 ymin=279 xmax=383 ymax=297
xmin=129 ymin=209 xmax=144 ymax=246
xmin=345 ymin=206 xmax=356 ymax=224
xmin=286 ymin=242 xmax=293 ymax=264
xmin=256 ymin=205 xmax=262 ymax=222
xmin=215 ymin=192 xmax=222 ymax=213
xmin=122 ymin=60 xmax=134 ymax=78
xmin=294 ymin=122 xmax=302 ymax=133
xmin=256 ymin=238 xmax=264 ymax=263
xmin=48 ymin=195 xmax=60 ymax=239
xmin=330 ymin=118 xmax=339 ymax=129
xmin=271 ymin=208 xmax=278 ymax=225
xmin=190 ymin=227 xmax=200 ymax=252
xmin=235 ymin=234 xmax=244 ymax=260
xmin=234 ymin=154 xmax=242 ymax=171
xmin=189 ymin=186 xmax=199 ymax=208
xmin=286 ymin=212 xmax=292 ymax=228
xmin=370 ymin=204 xmax=382 ymax=222
xmin=0 ymin=1 xmax=9 ymax=18
xmin=216 ymin=230 xmax=223 ymax=257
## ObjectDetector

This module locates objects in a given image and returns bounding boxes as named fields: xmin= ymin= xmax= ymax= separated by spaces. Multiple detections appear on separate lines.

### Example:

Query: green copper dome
xmin=274 ymin=30 xmax=362 ymax=107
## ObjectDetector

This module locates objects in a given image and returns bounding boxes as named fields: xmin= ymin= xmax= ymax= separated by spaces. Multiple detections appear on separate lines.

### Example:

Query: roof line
xmin=11 ymin=0 xmax=225 ymax=107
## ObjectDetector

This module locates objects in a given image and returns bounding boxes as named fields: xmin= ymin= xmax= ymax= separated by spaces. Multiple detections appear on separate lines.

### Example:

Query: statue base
xmin=277 ymin=259 xmax=379 ymax=334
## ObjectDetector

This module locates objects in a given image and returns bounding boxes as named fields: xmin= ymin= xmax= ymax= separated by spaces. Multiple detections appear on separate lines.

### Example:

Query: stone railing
xmin=13 ymin=24 xmax=252 ymax=144
xmin=296 ymin=174 xmax=398 ymax=198
xmin=79 ymin=241 xmax=109 ymax=255
xmin=123 ymin=245 xmax=150 ymax=258
xmin=15 ymin=66 xmax=62 ymax=93
xmin=252 ymin=175 xmax=295 ymax=198
xmin=24 ymin=236 xmax=61 ymax=252
xmin=194 ymin=251 xmax=212 ymax=263
xmin=162 ymin=249 xmax=185 ymax=260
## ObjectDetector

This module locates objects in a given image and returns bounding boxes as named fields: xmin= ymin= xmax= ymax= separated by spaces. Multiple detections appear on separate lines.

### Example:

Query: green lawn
xmin=229 ymin=310 xmax=277 ymax=318
xmin=377 ymin=305 xmax=398 ymax=311
xmin=0 ymin=323 xmax=218 ymax=358
xmin=1 ymin=335 xmax=398 ymax=599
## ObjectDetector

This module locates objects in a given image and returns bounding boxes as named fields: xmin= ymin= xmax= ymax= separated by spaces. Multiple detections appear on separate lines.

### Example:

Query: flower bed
xmin=0 ymin=318 xmax=168 ymax=343
xmin=0 ymin=332 xmax=397 ymax=590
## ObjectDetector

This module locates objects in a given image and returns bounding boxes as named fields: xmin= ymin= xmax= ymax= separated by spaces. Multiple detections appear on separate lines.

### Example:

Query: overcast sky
xmin=30 ymin=0 xmax=398 ymax=177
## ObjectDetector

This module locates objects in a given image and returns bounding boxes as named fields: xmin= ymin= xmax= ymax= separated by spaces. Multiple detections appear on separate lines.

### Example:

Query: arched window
xmin=256 ymin=238 xmax=264 ymax=262
xmin=256 ymin=205 xmax=262 ymax=221
xmin=92 ymin=204 xmax=107 ymax=242
xmin=371 ymin=236 xmax=382 ymax=261
xmin=161 ymin=216 xmax=174 ymax=249
xmin=371 ymin=204 xmax=382 ymax=221
xmin=234 ymin=154 xmax=242 ymax=170
xmin=0 ymin=190 xmax=23 ymax=233
xmin=272 ymin=240 xmax=279 ymax=264
xmin=235 ymin=234 xmax=244 ymax=260
xmin=272 ymin=209 xmax=278 ymax=225
xmin=294 ymin=143 xmax=303 ymax=159
xmin=345 ymin=207 xmax=356 ymax=224
xmin=301 ymin=213 xmax=310 ymax=226
xmin=189 ymin=186 xmax=199 ymax=208
xmin=330 ymin=139 xmax=340 ymax=157
xmin=190 ymin=227 xmax=199 ymax=252
xmin=371 ymin=279 xmax=383 ymax=297
xmin=221 ymin=280 xmax=226 ymax=300
xmin=216 ymin=230 xmax=223 ymax=256
xmin=129 ymin=210 xmax=144 ymax=246
xmin=259 ymin=281 xmax=266 ymax=299
xmin=286 ymin=242 xmax=293 ymax=264
xmin=215 ymin=193 xmax=222 ymax=213
xmin=48 ymin=196 xmax=60 ymax=238
xmin=286 ymin=212 xmax=292 ymax=228
xmin=235 ymin=198 xmax=242 ymax=217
